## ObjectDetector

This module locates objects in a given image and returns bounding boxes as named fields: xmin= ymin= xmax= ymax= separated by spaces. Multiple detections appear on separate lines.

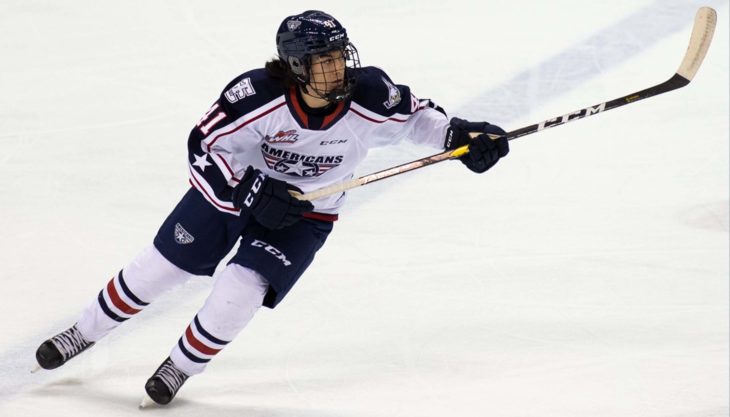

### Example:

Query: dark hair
xmin=265 ymin=58 xmax=297 ymax=88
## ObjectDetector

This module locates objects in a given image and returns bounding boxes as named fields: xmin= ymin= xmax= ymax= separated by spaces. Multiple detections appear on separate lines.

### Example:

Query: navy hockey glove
xmin=232 ymin=167 xmax=314 ymax=230
xmin=445 ymin=117 xmax=509 ymax=173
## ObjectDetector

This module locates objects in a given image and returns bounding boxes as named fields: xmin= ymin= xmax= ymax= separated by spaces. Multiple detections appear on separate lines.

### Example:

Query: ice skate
xmin=142 ymin=357 xmax=189 ymax=406
xmin=34 ymin=324 xmax=95 ymax=370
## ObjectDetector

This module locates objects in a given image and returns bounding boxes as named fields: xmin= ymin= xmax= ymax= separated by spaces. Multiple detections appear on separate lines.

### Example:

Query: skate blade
xmin=30 ymin=364 xmax=41 ymax=374
xmin=139 ymin=394 xmax=156 ymax=409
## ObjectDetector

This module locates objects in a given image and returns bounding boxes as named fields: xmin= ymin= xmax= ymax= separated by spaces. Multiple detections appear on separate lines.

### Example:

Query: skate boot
xmin=35 ymin=324 xmax=95 ymax=370
xmin=143 ymin=357 xmax=189 ymax=405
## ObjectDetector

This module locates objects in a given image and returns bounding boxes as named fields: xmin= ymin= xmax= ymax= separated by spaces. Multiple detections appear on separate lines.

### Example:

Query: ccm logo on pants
xmin=250 ymin=240 xmax=292 ymax=266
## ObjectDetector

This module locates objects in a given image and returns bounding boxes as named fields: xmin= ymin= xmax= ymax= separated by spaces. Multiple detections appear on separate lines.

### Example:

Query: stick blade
xmin=676 ymin=7 xmax=717 ymax=81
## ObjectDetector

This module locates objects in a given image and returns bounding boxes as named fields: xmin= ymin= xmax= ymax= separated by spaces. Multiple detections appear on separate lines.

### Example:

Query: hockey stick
xmin=293 ymin=7 xmax=716 ymax=202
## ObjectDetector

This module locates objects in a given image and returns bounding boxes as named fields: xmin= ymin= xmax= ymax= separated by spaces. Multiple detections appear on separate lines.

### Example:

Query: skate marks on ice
xmin=24 ymin=382 xmax=350 ymax=417
xmin=0 ymin=372 xmax=142 ymax=415
xmin=458 ymin=0 xmax=727 ymax=123
xmin=0 ymin=280 xmax=209 ymax=408
xmin=4 ymin=359 xmax=354 ymax=417
xmin=677 ymin=200 xmax=730 ymax=232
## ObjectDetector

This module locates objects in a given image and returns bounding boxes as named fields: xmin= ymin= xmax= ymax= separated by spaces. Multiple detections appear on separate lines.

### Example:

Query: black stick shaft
xmin=506 ymin=73 xmax=690 ymax=141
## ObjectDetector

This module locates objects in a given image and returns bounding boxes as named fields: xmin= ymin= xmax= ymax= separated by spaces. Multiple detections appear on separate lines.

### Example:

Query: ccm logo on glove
xmin=243 ymin=173 xmax=266 ymax=207
xmin=232 ymin=166 xmax=314 ymax=230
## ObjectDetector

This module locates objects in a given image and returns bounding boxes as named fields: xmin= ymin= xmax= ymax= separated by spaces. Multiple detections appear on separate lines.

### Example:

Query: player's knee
xmin=195 ymin=265 xmax=267 ymax=339
xmin=122 ymin=245 xmax=193 ymax=301
xmin=215 ymin=264 xmax=268 ymax=310
xmin=202 ymin=265 xmax=268 ymax=320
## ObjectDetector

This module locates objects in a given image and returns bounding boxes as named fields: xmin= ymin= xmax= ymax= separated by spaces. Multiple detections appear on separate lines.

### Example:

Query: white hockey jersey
xmin=187 ymin=66 xmax=449 ymax=218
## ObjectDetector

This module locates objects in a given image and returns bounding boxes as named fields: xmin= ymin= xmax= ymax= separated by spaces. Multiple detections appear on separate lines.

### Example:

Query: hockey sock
xmin=76 ymin=245 xmax=193 ymax=341
xmin=170 ymin=264 xmax=268 ymax=375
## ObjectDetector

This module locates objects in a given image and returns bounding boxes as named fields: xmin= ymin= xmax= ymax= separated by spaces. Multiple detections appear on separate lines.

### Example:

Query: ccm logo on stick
xmin=251 ymin=240 xmax=292 ymax=266
xmin=537 ymin=102 xmax=606 ymax=131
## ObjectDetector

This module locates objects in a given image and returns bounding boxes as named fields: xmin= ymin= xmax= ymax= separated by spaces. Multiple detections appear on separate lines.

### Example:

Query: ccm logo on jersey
xmin=265 ymin=130 xmax=299 ymax=144
xmin=251 ymin=240 xmax=292 ymax=266
xmin=320 ymin=139 xmax=348 ymax=146
xmin=224 ymin=77 xmax=256 ymax=103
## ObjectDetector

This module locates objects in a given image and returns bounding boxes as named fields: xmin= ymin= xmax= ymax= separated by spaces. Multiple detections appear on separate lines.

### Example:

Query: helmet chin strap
xmin=299 ymin=85 xmax=333 ymax=108
xmin=301 ymin=83 xmax=347 ymax=106
xmin=325 ymin=89 xmax=348 ymax=102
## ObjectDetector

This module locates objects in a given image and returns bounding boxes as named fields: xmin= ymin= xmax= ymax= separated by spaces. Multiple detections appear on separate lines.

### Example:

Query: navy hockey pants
xmin=153 ymin=188 xmax=333 ymax=308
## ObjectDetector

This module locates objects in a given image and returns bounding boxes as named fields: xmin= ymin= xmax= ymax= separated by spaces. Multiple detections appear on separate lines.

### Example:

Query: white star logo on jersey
xmin=274 ymin=164 xmax=289 ymax=173
xmin=283 ymin=160 xmax=314 ymax=176
xmin=192 ymin=154 xmax=212 ymax=172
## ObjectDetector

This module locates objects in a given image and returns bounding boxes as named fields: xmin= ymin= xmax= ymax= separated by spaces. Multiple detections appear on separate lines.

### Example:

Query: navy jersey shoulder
xmin=350 ymin=66 xmax=415 ymax=117
xmin=219 ymin=68 xmax=287 ymax=116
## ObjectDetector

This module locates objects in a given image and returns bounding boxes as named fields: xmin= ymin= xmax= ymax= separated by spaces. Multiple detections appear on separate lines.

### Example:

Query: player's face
xmin=308 ymin=50 xmax=346 ymax=97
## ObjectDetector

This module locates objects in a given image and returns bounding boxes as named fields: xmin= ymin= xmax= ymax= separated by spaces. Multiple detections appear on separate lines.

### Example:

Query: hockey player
xmin=34 ymin=10 xmax=509 ymax=406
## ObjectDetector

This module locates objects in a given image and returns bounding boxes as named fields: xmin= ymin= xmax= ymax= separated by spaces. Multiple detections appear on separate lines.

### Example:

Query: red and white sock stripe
xmin=176 ymin=315 xmax=229 ymax=363
xmin=97 ymin=270 xmax=149 ymax=322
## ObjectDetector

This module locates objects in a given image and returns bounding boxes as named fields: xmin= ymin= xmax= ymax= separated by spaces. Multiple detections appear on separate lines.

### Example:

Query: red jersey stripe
xmin=321 ymin=101 xmax=346 ymax=129
xmin=303 ymin=212 xmax=339 ymax=222
xmin=288 ymin=87 xmax=309 ymax=128
xmin=205 ymin=101 xmax=287 ymax=151
xmin=188 ymin=166 xmax=240 ymax=213
xmin=349 ymin=107 xmax=407 ymax=123
xmin=215 ymin=154 xmax=235 ymax=177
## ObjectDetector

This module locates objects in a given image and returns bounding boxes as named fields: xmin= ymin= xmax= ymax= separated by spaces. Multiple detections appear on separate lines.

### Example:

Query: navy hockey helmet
xmin=276 ymin=10 xmax=360 ymax=101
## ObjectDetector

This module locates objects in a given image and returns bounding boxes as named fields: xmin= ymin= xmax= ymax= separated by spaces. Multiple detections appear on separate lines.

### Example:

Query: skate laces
xmin=155 ymin=359 xmax=188 ymax=394
xmin=50 ymin=325 xmax=93 ymax=360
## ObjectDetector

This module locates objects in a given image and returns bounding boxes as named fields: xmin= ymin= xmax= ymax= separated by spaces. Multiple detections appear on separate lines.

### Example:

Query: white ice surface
xmin=0 ymin=1 xmax=728 ymax=416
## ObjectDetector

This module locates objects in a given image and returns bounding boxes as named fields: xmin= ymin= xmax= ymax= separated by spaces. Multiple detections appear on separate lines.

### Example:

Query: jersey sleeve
xmin=398 ymin=94 xmax=450 ymax=149
xmin=186 ymin=70 xmax=281 ymax=214
xmin=186 ymin=97 xmax=245 ymax=214
xmin=350 ymin=67 xmax=449 ymax=149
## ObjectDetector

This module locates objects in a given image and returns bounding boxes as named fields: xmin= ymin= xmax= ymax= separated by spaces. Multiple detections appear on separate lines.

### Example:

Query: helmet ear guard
xmin=287 ymin=56 xmax=308 ymax=80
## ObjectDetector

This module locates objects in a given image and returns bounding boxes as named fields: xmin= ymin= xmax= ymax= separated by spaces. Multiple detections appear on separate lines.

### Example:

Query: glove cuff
xmin=444 ymin=126 xmax=460 ymax=150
